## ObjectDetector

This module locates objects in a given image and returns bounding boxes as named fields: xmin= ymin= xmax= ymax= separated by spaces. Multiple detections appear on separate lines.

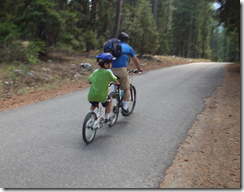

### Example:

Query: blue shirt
xmin=112 ymin=42 xmax=136 ymax=68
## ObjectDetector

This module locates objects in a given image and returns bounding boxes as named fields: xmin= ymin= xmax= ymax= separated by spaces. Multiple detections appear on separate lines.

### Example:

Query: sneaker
xmin=121 ymin=108 xmax=129 ymax=116
xmin=105 ymin=118 xmax=112 ymax=124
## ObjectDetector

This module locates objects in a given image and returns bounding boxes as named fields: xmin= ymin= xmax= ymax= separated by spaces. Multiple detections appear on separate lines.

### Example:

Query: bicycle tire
xmin=82 ymin=112 xmax=97 ymax=144
xmin=109 ymin=92 xmax=120 ymax=127
xmin=127 ymin=85 xmax=136 ymax=115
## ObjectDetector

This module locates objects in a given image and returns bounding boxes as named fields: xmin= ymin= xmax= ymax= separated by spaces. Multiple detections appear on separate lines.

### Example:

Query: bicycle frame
xmin=110 ymin=69 xmax=137 ymax=112
xmin=91 ymin=81 xmax=115 ymax=130
xmin=92 ymin=103 xmax=105 ymax=129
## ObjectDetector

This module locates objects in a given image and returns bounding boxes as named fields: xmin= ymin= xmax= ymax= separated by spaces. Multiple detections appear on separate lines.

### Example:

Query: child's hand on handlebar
xmin=114 ymin=80 xmax=120 ymax=86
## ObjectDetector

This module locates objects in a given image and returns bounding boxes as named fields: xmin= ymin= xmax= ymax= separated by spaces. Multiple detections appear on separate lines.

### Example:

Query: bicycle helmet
xmin=118 ymin=32 xmax=129 ymax=42
xmin=96 ymin=53 xmax=116 ymax=62
xmin=96 ymin=53 xmax=116 ymax=67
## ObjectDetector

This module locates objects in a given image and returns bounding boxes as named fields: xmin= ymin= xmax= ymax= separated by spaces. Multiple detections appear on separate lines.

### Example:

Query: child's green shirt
xmin=88 ymin=69 xmax=117 ymax=103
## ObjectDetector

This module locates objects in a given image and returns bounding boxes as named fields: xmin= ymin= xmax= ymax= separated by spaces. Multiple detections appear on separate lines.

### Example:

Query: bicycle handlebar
xmin=127 ymin=69 xmax=143 ymax=74
xmin=108 ymin=69 xmax=142 ymax=87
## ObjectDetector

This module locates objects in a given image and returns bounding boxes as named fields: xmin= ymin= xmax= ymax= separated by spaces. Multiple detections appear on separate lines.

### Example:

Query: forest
xmin=0 ymin=0 xmax=240 ymax=64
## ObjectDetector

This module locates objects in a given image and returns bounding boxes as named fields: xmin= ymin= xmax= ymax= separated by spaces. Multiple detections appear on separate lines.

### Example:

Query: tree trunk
xmin=102 ymin=16 xmax=108 ymax=38
xmin=91 ymin=0 xmax=99 ymax=21
xmin=190 ymin=2 xmax=196 ymax=58
xmin=36 ymin=22 xmax=46 ymax=42
xmin=201 ymin=0 xmax=207 ymax=58
xmin=140 ymin=32 xmax=144 ymax=56
xmin=112 ymin=0 xmax=122 ymax=38
xmin=35 ymin=22 xmax=47 ymax=56
xmin=102 ymin=0 xmax=112 ymax=38
xmin=166 ymin=0 xmax=170 ymax=34
xmin=91 ymin=0 xmax=99 ymax=34
xmin=153 ymin=0 xmax=158 ymax=22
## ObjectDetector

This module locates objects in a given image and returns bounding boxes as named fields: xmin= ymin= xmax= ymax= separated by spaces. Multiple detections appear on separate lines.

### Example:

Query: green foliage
xmin=1 ymin=38 xmax=45 ymax=64
xmin=170 ymin=0 xmax=214 ymax=59
xmin=211 ymin=27 xmax=239 ymax=62
xmin=217 ymin=58 xmax=222 ymax=62
xmin=215 ymin=0 xmax=240 ymax=35
xmin=29 ymin=38 xmax=46 ymax=54
xmin=155 ymin=0 xmax=175 ymax=55
xmin=0 ymin=19 xmax=20 ymax=44
xmin=26 ymin=39 xmax=46 ymax=63
xmin=0 ymin=0 xmax=239 ymax=62
xmin=126 ymin=0 xmax=159 ymax=56
xmin=54 ymin=9 xmax=84 ymax=52
xmin=81 ymin=30 xmax=99 ymax=52
xmin=97 ymin=35 xmax=105 ymax=49
xmin=214 ymin=0 xmax=240 ymax=61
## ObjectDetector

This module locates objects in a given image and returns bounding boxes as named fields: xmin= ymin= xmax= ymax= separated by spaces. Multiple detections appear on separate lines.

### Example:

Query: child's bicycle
xmin=82 ymin=69 xmax=139 ymax=144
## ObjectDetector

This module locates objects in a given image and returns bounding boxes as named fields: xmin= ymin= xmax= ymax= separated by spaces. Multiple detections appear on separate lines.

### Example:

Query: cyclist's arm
xmin=114 ymin=79 xmax=120 ymax=85
xmin=112 ymin=76 xmax=120 ymax=85
xmin=131 ymin=56 xmax=142 ymax=72
xmin=88 ymin=69 xmax=98 ymax=83
xmin=88 ymin=75 xmax=92 ymax=84
xmin=107 ymin=69 xmax=120 ymax=85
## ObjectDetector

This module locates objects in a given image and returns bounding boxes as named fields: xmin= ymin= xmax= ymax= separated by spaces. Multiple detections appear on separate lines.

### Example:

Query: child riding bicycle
xmin=88 ymin=53 xmax=120 ymax=124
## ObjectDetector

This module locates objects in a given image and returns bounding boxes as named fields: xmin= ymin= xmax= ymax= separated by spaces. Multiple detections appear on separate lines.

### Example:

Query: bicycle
xmin=109 ymin=69 xmax=138 ymax=122
xmin=82 ymin=69 xmax=138 ymax=144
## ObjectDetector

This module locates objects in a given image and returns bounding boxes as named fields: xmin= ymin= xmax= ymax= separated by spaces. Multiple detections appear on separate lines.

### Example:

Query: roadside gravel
xmin=159 ymin=64 xmax=240 ymax=188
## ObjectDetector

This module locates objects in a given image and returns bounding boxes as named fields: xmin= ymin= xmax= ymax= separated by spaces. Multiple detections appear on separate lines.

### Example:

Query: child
xmin=88 ymin=53 xmax=120 ymax=124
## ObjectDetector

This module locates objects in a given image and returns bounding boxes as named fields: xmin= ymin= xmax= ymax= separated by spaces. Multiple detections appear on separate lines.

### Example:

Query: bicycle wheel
xmin=109 ymin=92 xmax=120 ymax=126
xmin=127 ymin=85 xmax=136 ymax=115
xmin=82 ymin=112 xmax=97 ymax=144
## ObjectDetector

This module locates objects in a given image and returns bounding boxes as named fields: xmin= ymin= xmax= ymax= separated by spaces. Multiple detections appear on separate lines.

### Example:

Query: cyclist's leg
xmin=108 ymin=91 xmax=120 ymax=126
xmin=120 ymin=75 xmax=130 ymax=111
xmin=111 ymin=67 xmax=130 ymax=113
xmin=89 ymin=102 xmax=98 ymax=112
xmin=104 ymin=96 xmax=112 ymax=114
xmin=111 ymin=67 xmax=129 ymax=89
xmin=102 ymin=95 xmax=112 ymax=124
xmin=123 ymin=88 xmax=130 ymax=105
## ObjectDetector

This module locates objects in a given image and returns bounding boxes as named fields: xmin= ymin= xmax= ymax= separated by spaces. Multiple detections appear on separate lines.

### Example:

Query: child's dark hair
xmin=97 ymin=58 xmax=111 ymax=68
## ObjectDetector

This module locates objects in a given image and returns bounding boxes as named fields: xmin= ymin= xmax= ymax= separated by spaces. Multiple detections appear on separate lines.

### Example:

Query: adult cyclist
xmin=111 ymin=32 xmax=142 ymax=116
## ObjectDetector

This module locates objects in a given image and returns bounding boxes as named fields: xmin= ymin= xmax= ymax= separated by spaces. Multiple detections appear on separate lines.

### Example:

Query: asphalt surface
xmin=0 ymin=62 xmax=229 ymax=188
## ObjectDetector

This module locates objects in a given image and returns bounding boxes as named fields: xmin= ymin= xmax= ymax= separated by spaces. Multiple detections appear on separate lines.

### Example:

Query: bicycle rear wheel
xmin=109 ymin=92 xmax=120 ymax=127
xmin=82 ymin=112 xmax=97 ymax=144
xmin=127 ymin=85 xmax=136 ymax=115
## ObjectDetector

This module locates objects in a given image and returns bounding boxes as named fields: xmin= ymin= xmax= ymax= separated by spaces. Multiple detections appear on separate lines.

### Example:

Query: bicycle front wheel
xmin=127 ymin=85 xmax=136 ymax=115
xmin=82 ymin=112 xmax=97 ymax=144
xmin=109 ymin=92 xmax=120 ymax=126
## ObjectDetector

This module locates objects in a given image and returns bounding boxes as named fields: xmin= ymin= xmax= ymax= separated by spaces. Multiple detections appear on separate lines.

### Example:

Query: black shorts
xmin=90 ymin=95 xmax=111 ymax=108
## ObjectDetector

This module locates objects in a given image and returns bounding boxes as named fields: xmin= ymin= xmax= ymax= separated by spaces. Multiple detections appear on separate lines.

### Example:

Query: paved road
xmin=0 ymin=62 xmax=230 ymax=188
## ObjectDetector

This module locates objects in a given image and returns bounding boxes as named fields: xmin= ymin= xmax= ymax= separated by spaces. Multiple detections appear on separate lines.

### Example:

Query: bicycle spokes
xmin=82 ymin=112 xmax=97 ymax=144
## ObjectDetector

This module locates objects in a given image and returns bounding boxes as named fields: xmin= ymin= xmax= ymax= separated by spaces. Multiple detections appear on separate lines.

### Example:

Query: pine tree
xmin=123 ymin=0 xmax=159 ymax=55
xmin=155 ymin=0 xmax=175 ymax=55
xmin=215 ymin=0 xmax=240 ymax=59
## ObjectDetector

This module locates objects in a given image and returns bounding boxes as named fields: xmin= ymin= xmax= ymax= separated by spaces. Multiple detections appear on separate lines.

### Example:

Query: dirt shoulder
xmin=159 ymin=64 xmax=240 ymax=188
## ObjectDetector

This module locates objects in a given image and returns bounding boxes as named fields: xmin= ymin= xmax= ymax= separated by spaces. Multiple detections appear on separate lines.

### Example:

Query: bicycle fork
xmin=92 ymin=116 xmax=104 ymax=129
xmin=92 ymin=105 xmax=104 ymax=130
